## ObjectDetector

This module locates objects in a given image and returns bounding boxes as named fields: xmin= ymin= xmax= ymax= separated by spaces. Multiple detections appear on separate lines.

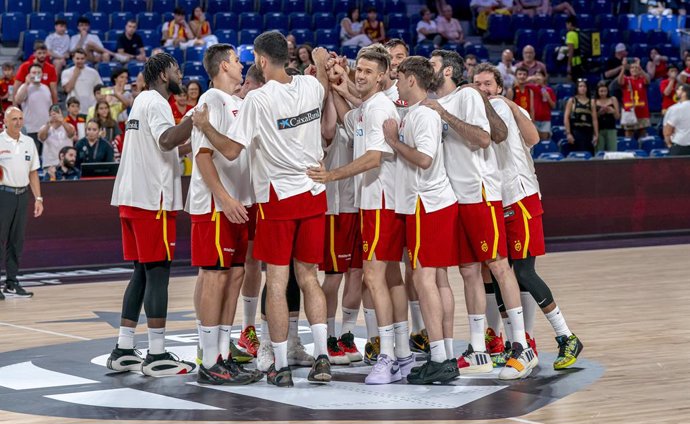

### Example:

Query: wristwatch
xmin=36 ymin=196 xmax=43 ymax=202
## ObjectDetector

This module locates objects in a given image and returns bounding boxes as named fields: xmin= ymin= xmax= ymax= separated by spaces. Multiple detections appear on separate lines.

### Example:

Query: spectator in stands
xmin=661 ymin=64 xmax=679 ymax=114
xmin=464 ymin=53 xmax=478 ymax=81
xmin=189 ymin=6 xmax=219 ymax=48
xmin=13 ymin=42 xmax=58 ymax=105
xmin=663 ymin=84 xmax=690 ymax=155
xmin=14 ymin=64 xmax=52 ymax=155
xmin=93 ymin=100 xmax=121 ymax=145
xmin=43 ymin=146 xmax=80 ymax=181
xmin=362 ymin=7 xmax=386 ymax=44
xmin=38 ymin=104 xmax=75 ymax=170
xmin=239 ymin=64 xmax=266 ymax=99
xmin=604 ymin=43 xmax=628 ymax=82
xmin=75 ymin=119 xmax=114 ymax=167
xmin=65 ymin=96 xmax=86 ymax=141
xmin=646 ymin=48 xmax=669 ymax=81
xmin=162 ymin=7 xmax=202 ymax=50
xmin=565 ymin=15 xmax=584 ymax=82
xmin=511 ymin=67 xmax=534 ymax=118
xmin=497 ymin=49 xmax=516 ymax=95
xmin=116 ymin=20 xmax=146 ymax=63
xmin=340 ymin=7 xmax=372 ymax=47
xmin=132 ymin=72 xmax=146 ymax=98
xmin=516 ymin=45 xmax=548 ymax=77
xmin=678 ymin=55 xmax=690 ymax=84
xmin=436 ymin=4 xmax=464 ymax=46
xmin=470 ymin=0 xmax=511 ymax=33
xmin=564 ymin=79 xmax=598 ymax=154
xmin=528 ymin=70 xmax=556 ymax=140
xmin=594 ymin=81 xmax=620 ymax=152
xmin=45 ymin=19 xmax=70 ymax=75
xmin=70 ymin=16 xmax=112 ymax=63
xmin=0 ymin=63 xmax=15 ymax=122
xmin=286 ymin=40 xmax=300 ymax=69
xmin=170 ymin=85 xmax=191 ymax=124
xmin=528 ymin=0 xmax=576 ymax=16
xmin=297 ymin=45 xmax=315 ymax=74
xmin=86 ymin=84 xmax=106 ymax=119
xmin=417 ymin=7 xmax=442 ymax=48
xmin=61 ymin=49 xmax=103 ymax=116
xmin=619 ymin=57 xmax=651 ymax=138
xmin=185 ymin=80 xmax=202 ymax=108
xmin=109 ymin=68 xmax=133 ymax=124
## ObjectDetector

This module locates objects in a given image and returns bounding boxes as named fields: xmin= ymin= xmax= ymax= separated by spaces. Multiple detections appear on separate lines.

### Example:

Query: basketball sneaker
xmin=338 ymin=332 xmax=363 ymax=362
xmin=106 ymin=345 xmax=144 ymax=372
xmin=364 ymin=354 xmax=401 ymax=385
xmin=266 ymin=363 xmax=293 ymax=387
xmin=223 ymin=358 xmax=263 ymax=383
xmin=526 ymin=332 xmax=538 ymax=357
xmin=493 ymin=341 xmax=511 ymax=367
xmin=238 ymin=325 xmax=260 ymax=357
xmin=198 ymin=357 xmax=255 ymax=385
xmin=141 ymin=351 xmax=196 ymax=377
xmin=256 ymin=340 xmax=274 ymax=372
xmin=409 ymin=329 xmax=430 ymax=354
xmin=0 ymin=289 xmax=5 ymax=300
xmin=364 ymin=336 xmax=380 ymax=365
xmin=307 ymin=354 xmax=332 ymax=383
xmin=553 ymin=334 xmax=583 ymax=370
xmin=457 ymin=344 xmax=493 ymax=375
xmin=229 ymin=341 xmax=254 ymax=364
xmin=327 ymin=336 xmax=350 ymax=365
xmin=499 ymin=342 xmax=538 ymax=380
xmin=287 ymin=337 xmax=315 ymax=367
xmin=485 ymin=328 xmax=505 ymax=363
xmin=407 ymin=359 xmax=459 ymax=384
xmin=397 ymin=353 xmax=416 ymax=378
xmin=2 ymin=282 xmax=33 ymax=298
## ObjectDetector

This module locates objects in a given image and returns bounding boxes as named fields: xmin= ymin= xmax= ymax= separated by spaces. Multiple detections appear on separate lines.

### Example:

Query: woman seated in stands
xmin=564 ymin=79 xmax=598 ymax=154
xmin=93 ymin=100 xmax=122 ymax=161
xmin=189 ymin=6 xmax=219 ymax=48
xmin=416 ymin=7 xmax=442 ymax=48
xmin=594 ymin=81 xmax=620 ymax=153
xmin=341 ymin=7 xmax=373 ymax=47
xmin=296 ymin=44 xmax=314 ymax=75
xmin=75 ymin=119 xmax=115 ymax=168
xmin=185 ymin=80 xmax=202 ymax=109
xmin=362 ymin=7 xmax=386 ymax=44
xmin=513 ymin=0 xmax=576 ymax=16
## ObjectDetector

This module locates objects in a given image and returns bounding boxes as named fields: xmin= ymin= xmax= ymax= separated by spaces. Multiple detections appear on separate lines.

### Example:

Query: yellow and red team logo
xmin=363 ymin=241 xmax=369 ymax=253
xmin=481 ymin=240 xmax=488 ymax=253
xmin=514 ymin=240 xmax=522 ymax=252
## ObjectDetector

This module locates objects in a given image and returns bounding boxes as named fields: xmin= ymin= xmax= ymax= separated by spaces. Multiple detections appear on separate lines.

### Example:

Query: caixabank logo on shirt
xmin=277 ymin=108 xmax=320 ymax=130
xmin=0 ymin=324 xmax=604 ymax=422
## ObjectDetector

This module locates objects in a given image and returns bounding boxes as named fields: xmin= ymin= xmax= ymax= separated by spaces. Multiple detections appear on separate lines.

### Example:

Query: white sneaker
xmin=256 ymin=340 xmax=274 ymax=372
xmin=499 ymin=343 xmax=538 ymax=380
xmin=364 ymin=354 xmax=401 ymax=385
xmin=287 ymin=337 xmax=315 ymax=367
xmin=457 ymin=344 xmax=493 ymax=375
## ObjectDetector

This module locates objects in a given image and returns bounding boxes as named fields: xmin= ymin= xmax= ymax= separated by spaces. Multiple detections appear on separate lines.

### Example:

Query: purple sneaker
xmin=397 ymin=354 xmax=415 ymax=378
xmin=364 ymin=354 xmax=402 ymax=385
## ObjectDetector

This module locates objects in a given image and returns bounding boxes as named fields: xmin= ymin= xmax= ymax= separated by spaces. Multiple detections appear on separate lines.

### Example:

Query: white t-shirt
xmin=344 ymin=91 xmax=399 ymax=210
xmin=497 ymin=62 xmax=516 ymax=89
xmin=324 ymin=125 xmax=357 ymax=215
xmin=439 ymin=86 xmax=501 ymax=203
xmin=0 ymin=131 xmax=40 ymax=187
xmin=69 ymin=33 xmax=104 ymax=53
xmin=383 ymin=80 xmax=399 ymax=103
xmin=21 ymin=84 xmax=52 ymax=133
xmin=186 ymin=88 xmax=252 ymax=215
xmin=489 ymin=98 xmax=540 ymax=206
xmin=111 ymin=90 xmax=182 ymax=211
xmin=394 ymin=103 xmax=456 ymax=215
xmin=226 ymin=75 xmax=325 ymax=203
xmin=416 ymin=20 xmax=438 ymax=43
xmin=45 ymin=32 xmax=71 ymax=57
xmin=41 ymin=125 xmax=73 ymax=168
xmin=664 ymin=100 xmax=690 ymax=146
xmin=61 ymin=66 xmax=103 ymax=115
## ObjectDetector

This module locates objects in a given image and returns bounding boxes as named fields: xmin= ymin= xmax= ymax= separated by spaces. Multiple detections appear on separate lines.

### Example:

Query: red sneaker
xmin=327 ymin=336 xmax=350 ymax=365
xmin=337 ymin=332 xmax=363 ymax=362
xmin=239 ymin=325 xmax=260 ymax=357
xmin=526 ymin=332 xmax=538 ymax=357
xmin=485 ymin=327 xmax=505 ymax=357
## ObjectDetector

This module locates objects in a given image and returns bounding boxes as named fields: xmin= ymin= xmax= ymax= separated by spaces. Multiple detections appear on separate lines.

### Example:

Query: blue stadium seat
xmin=185 ymin=46 xmax=205 ymax=62
xmin=39 ymin=0 xmax=64 ymax=14
xmin=538 ymin=152 xmax=564 ymax=161
xmin=515 ymin=29 xmax=536 ymax=55
xmin=617 ymin=137 xmax=638 ymax=151
xmin=384 ymin=0 xmax=405 ymax=13
xmin=97 ymin=62 xmax=119 ymax=83
xmin=239 ymin=13 xmax=262 ymax=31
xmin=532 ymin=14 xmax=551 ymax=29
xmin=671 ymin=28 xmax=682 ymax=47
xmin=531 ymin=140 xmax=559 ymax=158
xmin=555 ymin=83 xmax=573 ymax=101
xmin=626 ymin=149 xmax=648 ymax=157
xmin=231 ymin=0 xmax=256 ymax=13
xmin=551 ymin=14 xmax=569 ymax=30
xmin=603 ymin=28 xmax=623 ymax=46
xmin=510 ymin=14 xmax=533 ymax=33
xmin=315 ymin=28 xmax=338 ymax=45
xmin=177 ymin=0 xmax=198 ymax=13
xmin=660 ymin=15 xmax=680 ymax=32
xmin=216 ymin=29 xmax=238 ymax=45
xmin=550 ymin=110 xmax=564 ymax=126
xmin=21 ymin=30 xmax=48 ymax=60
xmin=386 ymin=13 xmax=409 ymax=30
xmin=340 ymin=45 xmax=359 ymax=59
xmin=57 ymin=12 xmax=79 ymax=29
xmin=102 ymin=39 xmax=117 ymax=52
xmin=639 ymin=14 xmax=660 ymax=32
xmin=207 ymin=0 xmax=231 ymax=14
xmin=387 ymin=27 xmax=411 ymax=45
xmin=289 ymin=12 xmax=311 ymax=30
xmin=237 ymin=44 xmax=255 ymax=64
xmin=313 ymin=12 xmax=336 ymax=30
xmin=640 ymin=136 xmax=664 ymax=153
xmin=85 ymin=12 xmax=110 ymax=32
xmin=414 ymin=43 xmax=434 ymax=57
xmin=590 ymin=0 xmax=611 ymax=15
xmin=292 ymin=28 xmax=314 ymax=44
xmin=123 ymin=0 xmax=147 ymax=14
xmin=650 ymin=148 xmax=669 ymax=157
xmin=576 ymin=14 xmax=592 ymax=29
xmin=264 ymin=12 xmax=288 ymax=31
xmin=12 ymin=0 xmax=33 ymax=13
xmin=333 ymin=0 xmax=356 ymax=14
xmin=97 ymin=0 xmax=122 ymax=14
xmin=138 ymin=29 xmax=158 ymax=47
xmin=551 ymin=126 xmax=565 ymax=141
xmin=183 ymin=75 xmax=208 ymax=90
xmin=155 ymin=0 xmax=175 ymax=12
xmin=214 ymin=13 xmax=238 ymax=31
xmin=630 ymin=43 xmax=649 ymax=60
xmin=67 ymin=0 xmax=92 ymax=14
xmin=137 ymin=13 xmax=161 ymax=31
xmin=648 ymin=80 xmax=662 ymax=113
xmin=183 ymin=61 xmax=205 ymax=77
xmin=626 ymin=30 xmax=646 ymax=45
xmin=105 ymin=29 xmax=123 ymax=41
xmin=596 ymin=14 xmax=616 ymax=31
xmin=162 ymin=46 xmax=184 ymax=64
xmin=536 ymin=29 xmax=560 ymax=56
xmin=238 ymin=29 xmax=260 ymax=44
xmin=311 ymin=0 xmax=333 ymax=13
xmin=466 ymin=44 xmax=489 ymax=62
xmin=260 ymin=0 xmax=282 ymax=13
xmin=486 ymin=14 xmax=511 ymax=43
xmin=29 ymin=13 xmax=55 ymax=32
xmin=361 ymin=0 xmax=385 ymax=13
xmin=2 ymin=13 xmax=27 ymax=44
xmin=648 ymin=29 xmax=668 ymax=46
xmin=283 ymin=0 xmax=307 ymax=13
xmin=659 ymin=43 xmax=675 ymax=57
xmin=110 ymin=12 xmax=132 ymax=30
xmin=618 ymin=14 xmax=638 ymax=31
xmin=567 ymin=151 xmax=592 ymax=160
xmin=127 ymin=61 xmax=145 ymax=77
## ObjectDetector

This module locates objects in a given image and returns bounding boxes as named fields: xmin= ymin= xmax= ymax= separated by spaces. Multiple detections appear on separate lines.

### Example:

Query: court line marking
xmin=0 ymin=322 xmax=91 ymax=341
xmin=508 ymin=417 xmax=544 ymax=424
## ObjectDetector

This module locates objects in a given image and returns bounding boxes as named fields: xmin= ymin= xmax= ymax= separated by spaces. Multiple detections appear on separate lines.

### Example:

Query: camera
xmin=32 ymin=75 xmax=42 ymax=83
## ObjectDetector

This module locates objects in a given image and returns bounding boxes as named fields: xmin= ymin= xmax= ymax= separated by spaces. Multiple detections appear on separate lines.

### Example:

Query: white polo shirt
xmin=186 ymin=88 xmax=252 ymax=215
xmin=664 ymin=100 xmax=690 ymax=146
xmin=324 ymin=125 xmax=357 ymax=215
xmin=21 ymin=84 xmax=52 ymax=133
xmin=41 ymin=125 xmax=73 ymax=168
xmin=111 ymin=90 xmax=182 ymax=211
xmin=344 ymin=91 xmax=399 ymax=210
xmin=0 ymin=131 xmax=40 ymax=187
xmin=394 ymin=102 xmax=456 ymax=215
xmin=226 ymin=75 xmax=325 ymax=203
xmin=438 ymin=86 xmax=500 ymax=204
xmin=490 ymin=98 xmax=541 ymax=206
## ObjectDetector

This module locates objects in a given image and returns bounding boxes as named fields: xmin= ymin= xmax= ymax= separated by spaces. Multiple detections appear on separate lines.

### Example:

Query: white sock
xmin=341 ymin=307 xmax=358 ymax=335
xmin=242 ymin=296 xmax=258 ymax=329
xmin=485 ymin=294 xmax=502 ymax=334
xmin=502 ymin=317 xmax=513 ymax=343
xmin=364 ymin=308 xmax=379 ymax=340
xmin=117 ymin=326 xmax=135 ymax=350
xmin=200 ymin=325 xmax=219 ymax=367
xmin=444 ymin=338 xmax=454 ymax=358
xmin=468 ymin=315 xmax=486 ymax=352
xmin=430 ymin=340 xmax=447 ymax=363
xmin=327 ymin=317 xmax=336 ymax=338
xmin=288 ymin=316 xmax=299 ymax=343
xmin=272 ymin=340 xmax=288 ymax=370
xmin=545 ymin=306 xmax=572 ymax=337
xmin=311 ymin=323 xmax=328 ymax=358
xmin=260 ymin=319 xmax=270 ymax=343
xmin=219 ymin=325 xmax=231 ymax=360
xmin=195 ymin=319 xmax=201 ymax=339
xmin=393 ymin=321 xmax=412 ymax=358
xmin=408 ymin=301 xmax=424 ymax=333
xmin=147 ymin=327 xmax=165 ymax=355
xmin=521 ymin=291 xmax=537 ymax=335
xmin=379 ymin=324 xmax=395 ymax=358
xmin=507 ymin=307 xmax=528 ymax=349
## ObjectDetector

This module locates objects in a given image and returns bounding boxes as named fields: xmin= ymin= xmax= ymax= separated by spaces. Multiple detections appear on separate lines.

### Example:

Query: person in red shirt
xmin=526 ymin=70 xmax=556 ymax=140
xmin=12 ymin=42 xmax=58 ymax=104
xmin=660 ymin=64 xmax=679 ymax=115
xmin=511 ymin=67 xmax=535 ymax=120
xmin=618 ymin=57 xmax=650 ymax=138
xmin=168 ymin=85 xmax=192 ymax=124
xmin=0 ymin=62 xmax=16 ymax=124
xmin=64 ymin=96 xmax=86 ymax=142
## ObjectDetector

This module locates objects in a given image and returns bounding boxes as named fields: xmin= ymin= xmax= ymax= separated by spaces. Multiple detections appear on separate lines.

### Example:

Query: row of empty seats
xmin=536 ymin=149 xmax=669 ymax=160
xmin=532 ymin=136 xmax=667 ymax=159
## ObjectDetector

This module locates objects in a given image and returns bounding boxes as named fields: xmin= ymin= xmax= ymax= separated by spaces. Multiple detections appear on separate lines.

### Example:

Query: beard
xmin=63 ymin=159 xmax=76 ymax=169
xmin=168 ymin=79 xmax=183 ymax=95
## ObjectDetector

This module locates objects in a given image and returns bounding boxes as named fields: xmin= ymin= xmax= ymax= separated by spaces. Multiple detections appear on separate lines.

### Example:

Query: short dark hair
xmin=246 ymin=64 xmax=265 ymax=84
xmin=72 ymin=48 xmax=87 ymax=57
xmin=534 ymin=69 xmax=546 ymax=77
xmin=55 ymin=19 xmax=67 ymax=26
xmin=357 ymin=44 xmax=390 ymax=73
xmin=143 ymin=52 xmax=178 ymax=87
xmin=111 ymin=67 xmax=128 ymax=81
xmin=431 ymin=49 xmax=464 ymax=85
xmin=398 ymin=56 xmax=434 ymax=91
xmin=29 ymin=63 xmax=43 ymax=72
xmin=93 ymin=83 xmax=104 ymax=94
xmin=474 ymin=62 xmax=504 ymax=90
xmin=253 ymin=31 xmax=289 ymax=66
xmin=203 ymin=43 xmax=235 ymax=79
xmin=2 ymin=62 xmax=15 ymax=70
xmin=173 ymin=7 xmax=186 ymax=15
xmin=34 ymin=41 xmax=47 ymax=51
xmin=126 ymin=19 xmax=137 ymax=25
xmin=285 ymin=67 xmax=302 ymax=76
xmin=77 ymin=16 xmax=90 ymax=25
xmin=384 ymin=38 xmax=409 ymax=54
xmin=515 ymin=66 xmax=529 ymax=75
xmin=464 ymin=53 xmax=477 ymax=62
xmin=679 ymin=83 xmax=690 ymax=99
xmin=419 ymin=6 xmax=430 ymax=16
xmin=66 ymin=96 xmax=80 ymax=106
xmin=59 ymin=145 xmax=76 ymax=157
xmin=566 ymin=15 xmax=577 ymax=26
xmin=668 ymin=63 xmax=679 ymax=71
xmin=86 ymin=118 xmax=101 ymax=129
xmin=367 ymin=6 xmax=377 ymax=13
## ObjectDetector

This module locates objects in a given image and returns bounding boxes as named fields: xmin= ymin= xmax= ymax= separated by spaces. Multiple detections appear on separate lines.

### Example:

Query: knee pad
xmin=513 ymin=257 xmax=554 ymax=307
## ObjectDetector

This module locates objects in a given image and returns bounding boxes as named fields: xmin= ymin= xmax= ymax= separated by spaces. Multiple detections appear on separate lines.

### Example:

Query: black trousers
xmin=669 ymin=144 xmax=690 ymax=156
xmin=0 ymin=190 xmax=29 ymax=284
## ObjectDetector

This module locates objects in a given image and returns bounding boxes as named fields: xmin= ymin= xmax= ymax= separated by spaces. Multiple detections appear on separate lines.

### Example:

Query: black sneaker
xmin=223 ymin=358 xmax=263 ymax=383
xmin=407 ymin=359 xmax=459 ymax=384
xmin=409 ymin=329 xmax=430 ymax=354
xmin=266 ymin=363 xmax=293 ymax=387
xmin=0 ymin=289 xmax=4 ymax=300
xmin=106 ymin=345 xmax=144 ymax=372
xmin=141 ymin=351 xmax=196 ymax=377
xmin=198 ymin=357 xmax=254 ymax=385
xmin=3 ymin=282 xmax=33 ymax=298
xmin=307 ymin=354 xmax=332 ymax=383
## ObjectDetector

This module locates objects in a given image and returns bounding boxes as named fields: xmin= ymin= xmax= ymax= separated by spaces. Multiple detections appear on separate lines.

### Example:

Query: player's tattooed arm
xmin=159 ymin=116 xmax=193 ymax=151
xmin=463 ymin=85 xmax=508 ymax=143
xmin=422 ymin=98 xmax=491 ymax=149
xmin=383 ymin=118 xmax=432 ymax=169
xmin=191 ymin=103 xmax=244 ymax=161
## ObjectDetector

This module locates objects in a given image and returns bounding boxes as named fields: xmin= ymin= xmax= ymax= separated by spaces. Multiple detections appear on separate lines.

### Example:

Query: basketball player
xmin=472 ymin=63 xmax=584 ymax=370
xmin=425 ymin=49 xmax=537 ymax=380
xmin=383 ymin=56 xmax=460 ymax=384
xmin=107 ymin=53 xmax=196 ymax=376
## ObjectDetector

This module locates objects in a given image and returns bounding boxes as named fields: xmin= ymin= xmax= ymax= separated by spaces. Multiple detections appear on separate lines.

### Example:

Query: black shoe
xmin=407 ymin=359 xmax=459 ymax=384
xmin=223 ymin=358 xmax=263 ymax=383
xmin=141 ymin=351 xmax=196 ymax=377
xmin=198 ymin=357 xmax=254 ymax=385
xmin=307 ymin=354 xmax=332 ymax=383
xmin=266 ymin=363 xmax=293 ymax=387
xmin=106 ymin=345 xmax=144 ymax=372
xmin=3 ymin=282 xmax=33 ymax=298
xmin=0 ymin=289 xmax=4 ymax=300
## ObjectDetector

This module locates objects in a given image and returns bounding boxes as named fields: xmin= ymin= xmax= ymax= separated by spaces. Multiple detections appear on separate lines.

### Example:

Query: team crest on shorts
xmin=481 ymin=240 xmax=488 ymax=253
xmin=514 ymin=240 xmax=522 ymax=252
xmin=362 ymin=241 xmax=369 ymax=253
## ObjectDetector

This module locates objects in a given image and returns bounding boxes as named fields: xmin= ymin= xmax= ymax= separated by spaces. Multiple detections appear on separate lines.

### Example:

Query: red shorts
xmin=405 ymin=200 xmax=459 ymax=269
xmin=320 ymin=213 xmax=363 ymax=273
xmin=361 ymin=206 xmax=405 ymax=262
xmin=457 ymin=199 xmax=508 ymax=264
xmin=504 ymin=193 xmax=546 ymax=260
xmin=247 ymin=204 xmax=259 ymax=241
xmin=119 ymin=206 xmax=177 ymax=263
xmin=191 ymin=211 xmax=249 ymax=267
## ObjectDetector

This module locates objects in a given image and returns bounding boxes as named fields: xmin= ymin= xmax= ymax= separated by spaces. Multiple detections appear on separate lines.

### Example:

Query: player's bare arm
xmin=159 ymin=116 xmax=193 ymax=151
xmin=307 ymin=150 xmax=382 ymax=183
xmin=191 ymin=103 xmax=244 ymax=161
xmin=312 ymin=47 xmax=331 ymax=103
xmin=422 ymin=98 xmax=491 ymax=149
xmin=195 ymin=147 xmax=249 ymax=224
xmin=460 ymin=84 xmax=508 ymax=143
xmin=382 ymin=118 xmax=432 ymax=169
xmin=492 ymin=95 xmax=540 ymax=147
xmin=321 ymin=91 xmax=337 ymax=145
